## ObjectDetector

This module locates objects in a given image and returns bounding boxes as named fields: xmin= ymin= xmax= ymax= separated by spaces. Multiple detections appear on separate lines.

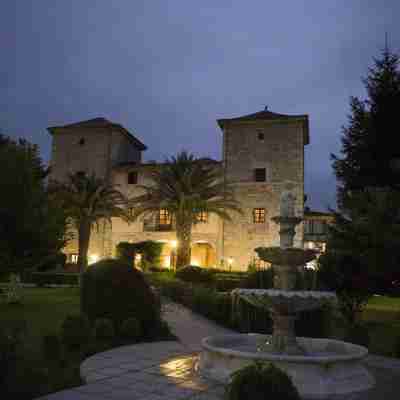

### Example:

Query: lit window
xmin=196 ymin=211 xmax=208 ymax=223
xmin=128 ymin=171 xmax=138 ymax=185
xmin=159 ymin=209 xmax=171 ymax=225
xmin=253 ymin=208 xmax=266 ymax=223
xmin=254 ymin=168 xmax=266 ymax=182
xmin=70 ymin=254 xmax=78 ymax=264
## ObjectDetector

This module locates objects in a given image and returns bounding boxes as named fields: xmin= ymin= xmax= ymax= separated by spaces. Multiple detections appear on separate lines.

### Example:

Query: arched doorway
xmin=191 ymin=241 xmax=217 ymax=268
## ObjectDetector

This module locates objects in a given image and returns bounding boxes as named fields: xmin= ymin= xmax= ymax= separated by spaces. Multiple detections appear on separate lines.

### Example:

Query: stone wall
xmin=220 ymin=120 xmax=305 ymax=270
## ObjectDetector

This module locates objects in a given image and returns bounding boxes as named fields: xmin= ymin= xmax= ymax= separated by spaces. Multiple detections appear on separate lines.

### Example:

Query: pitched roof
xmin=115 ymin=157 xmax=222 ymax=170
xmin=47 ymin=118 xmax=147 ymax=151
xmin=217 ymin=109 xmax=309 ymax=145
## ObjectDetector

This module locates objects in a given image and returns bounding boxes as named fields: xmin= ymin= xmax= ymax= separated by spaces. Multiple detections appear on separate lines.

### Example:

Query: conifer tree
xmin=332 ymin=47 xmax=400 ymax=209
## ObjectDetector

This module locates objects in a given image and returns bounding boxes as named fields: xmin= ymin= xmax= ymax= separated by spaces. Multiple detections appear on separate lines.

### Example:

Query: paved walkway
xmin=38 ymin=301 xmax=400 ymax=400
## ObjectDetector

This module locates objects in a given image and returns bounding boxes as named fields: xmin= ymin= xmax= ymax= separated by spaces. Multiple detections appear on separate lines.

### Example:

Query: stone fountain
xmin=198 ymin=192 xmax=375 ymax=399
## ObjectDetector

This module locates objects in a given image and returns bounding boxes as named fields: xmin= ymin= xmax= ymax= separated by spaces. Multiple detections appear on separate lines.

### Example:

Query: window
xmin=78 ymin=138 xmax=85 ymax=146
xmin=257 ymin=131 xmax=265 ymax=141
xmin=196 ymin=211 xmax=208 ymax=223
xmin=159 ymin=209 xmax=171 ymax=226
xmin=76 ymin=171 xmax=86 ymax=179
xmin=254 ymin=168 xmax=266 ymax=182
xmin=128 ymin=171 xmax=138 ymax=185
xmin=253 ymin=208 xmax=266 ymax=223
xmin=70 ymin=254 xmax=78 ymax=264
xmin=128 ymin=207 xmax=134 ymax=217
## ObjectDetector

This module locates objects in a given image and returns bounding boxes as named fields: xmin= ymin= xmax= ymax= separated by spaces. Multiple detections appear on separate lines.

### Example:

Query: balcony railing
xmin=143 ymin=220 xmax=174 ymax=232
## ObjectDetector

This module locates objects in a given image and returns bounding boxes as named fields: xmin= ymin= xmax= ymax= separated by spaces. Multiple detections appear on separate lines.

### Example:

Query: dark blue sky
xmin=1 ymin=1 xmax=399 ymax=210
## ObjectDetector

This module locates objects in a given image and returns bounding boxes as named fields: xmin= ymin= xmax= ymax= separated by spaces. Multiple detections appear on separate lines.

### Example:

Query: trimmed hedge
xmin=150 ymin=275 xmax=332 ymax=337
xmin=81 ymin=259 xmax=161 ymax=339
xmin=176 ymin=265 xmax=215 ymax=285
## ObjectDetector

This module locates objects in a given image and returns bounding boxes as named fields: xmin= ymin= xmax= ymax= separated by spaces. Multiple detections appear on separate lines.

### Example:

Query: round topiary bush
xmin=120 ymin=317 xmax=142 ymax=342
xmin=94 ymin=318 xmax=115 ymax=343
xmin=61 ymin=314 xmax=91 ymax=351
xmin=226 ymin=362 xmax=300 ymax=400
xmin=175 ymin=265 xmax=214 ymax=285
xmin=81 ymin=259 xmax=161 ymax=338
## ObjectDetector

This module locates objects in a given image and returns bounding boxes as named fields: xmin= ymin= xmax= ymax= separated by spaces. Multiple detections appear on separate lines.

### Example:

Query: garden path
xmin=37 ymin=301 xmax=400 ymax=400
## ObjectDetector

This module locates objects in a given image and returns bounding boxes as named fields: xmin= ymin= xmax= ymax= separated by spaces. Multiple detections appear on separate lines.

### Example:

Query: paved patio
xmin=37 ymin=301 xmax=400 ymax=400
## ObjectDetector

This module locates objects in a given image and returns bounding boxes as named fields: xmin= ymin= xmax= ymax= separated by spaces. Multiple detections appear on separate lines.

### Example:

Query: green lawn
xmin=1 ymin=287 xmax=400 ymax=359
xmin=0 ymin=287 xmax=80 ymax=355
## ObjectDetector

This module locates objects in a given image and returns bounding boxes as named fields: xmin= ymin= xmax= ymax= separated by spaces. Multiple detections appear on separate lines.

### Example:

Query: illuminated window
xmin=128 ymin=171 xmax=138 ymax=185
xmin=254 ymin=168 xmax=266 ymax=182
xmin=70 ymin=254 xmax=78 ymax=264
xmin=253 ymin=208 xmax=266 ymax=223
xmin=196 ymin=211 xmax=208 ymax=223
xmin=159 ymin=209 xmax=171 ymax=225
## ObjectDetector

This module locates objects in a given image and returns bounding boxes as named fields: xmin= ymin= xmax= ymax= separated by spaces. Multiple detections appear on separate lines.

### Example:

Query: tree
xmin=52 ymin=172 xmax=131 ymax=278
xmin=332 ymin=47 xmax=400 ymax=209
xmin=319 ymin=189 xmax=400 ymax=325
xmin=0 ymin=134 xmax=67 ymax=276
xmin=130 ymin=151 xmax=242 ymax=268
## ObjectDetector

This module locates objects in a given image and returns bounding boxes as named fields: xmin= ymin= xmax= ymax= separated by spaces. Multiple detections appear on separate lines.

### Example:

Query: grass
xmin=0 ymin=287 xmax=80 ymax=355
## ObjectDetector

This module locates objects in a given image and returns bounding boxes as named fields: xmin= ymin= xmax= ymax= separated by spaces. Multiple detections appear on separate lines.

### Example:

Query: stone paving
xmin=37 ymin=301 xmax=400 ymax=400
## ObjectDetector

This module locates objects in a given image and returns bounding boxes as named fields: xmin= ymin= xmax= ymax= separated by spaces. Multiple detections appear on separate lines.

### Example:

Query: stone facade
xmin=48 ymin=110 xmax=309 ymax=271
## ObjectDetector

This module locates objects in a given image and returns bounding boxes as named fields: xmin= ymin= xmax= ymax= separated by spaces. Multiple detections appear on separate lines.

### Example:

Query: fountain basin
xmin=198 ymin=334 xmax=375 ymax=399
xmin=255 ymin=246 xmax=316 ymax=266
xmin=232 ymin=288 xmax=337 ymax=313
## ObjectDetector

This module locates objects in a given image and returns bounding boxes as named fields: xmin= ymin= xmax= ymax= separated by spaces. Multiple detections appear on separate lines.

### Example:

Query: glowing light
xmin=163 ymin=256 xmax=171 ymax=268
xmin=191 ymin=258 xmax=200 ymax=266
xmin=170 ymin=240 xmax=178 ymax=249
xmin=88 ymin=254 xmax=99 ymax=265
xmin=227 ymin=257 xmax=233 ymax=266
xmin=305 ymin=261 xmax=317 ymax=270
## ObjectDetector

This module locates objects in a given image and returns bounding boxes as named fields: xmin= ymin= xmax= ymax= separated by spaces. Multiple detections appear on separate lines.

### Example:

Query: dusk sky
xmin=1 ymin=1 xmax=399 ymax=210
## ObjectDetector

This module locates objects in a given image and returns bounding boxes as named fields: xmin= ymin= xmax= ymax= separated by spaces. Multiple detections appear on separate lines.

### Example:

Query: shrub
xmin=94 ymin=318 xmax=115 ymax=343
xmin=61 ymin=314 xmax=91 ymax=351
xmin=42 ymin=334 xmax=62 ymax=363
xmin=81 ymin=259 xmax=161 ymax=339
xmin=175 ymin=265 xmax=214 ymax=285
xmin=30 ymin=272 xmax=79 ymax=287
xmin=120 ymin=317 xmax=142 ymax=342
xmin=116 ymin=241 xmax=163 ymax=269
xmin=226 ymin=362 xmax=300 ymax=400
xmin=240 ymin=269 xmax=274 ymax=289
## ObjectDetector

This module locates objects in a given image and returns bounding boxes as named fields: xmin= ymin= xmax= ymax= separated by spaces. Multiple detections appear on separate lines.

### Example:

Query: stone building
xmin=48 ymin=108 xmax=309 ymax=271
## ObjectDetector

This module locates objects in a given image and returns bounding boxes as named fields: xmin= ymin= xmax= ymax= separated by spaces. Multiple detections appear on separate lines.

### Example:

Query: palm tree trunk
xmin=78 ymin=220 xmax=91 ymax=311
xmin=176 ymin=220 xmax=192 ymax=269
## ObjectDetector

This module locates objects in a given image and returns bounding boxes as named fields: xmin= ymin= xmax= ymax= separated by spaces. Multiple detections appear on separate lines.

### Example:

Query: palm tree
xmin=130 ymin=151 xmax=242 ymax=268
xmin=52 ymin=172 xmax=131 ymax=277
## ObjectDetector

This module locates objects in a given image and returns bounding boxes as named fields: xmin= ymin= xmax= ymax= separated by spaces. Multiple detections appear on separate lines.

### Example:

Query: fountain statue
xmin=198 ymin=192 xmax=375 ymax=399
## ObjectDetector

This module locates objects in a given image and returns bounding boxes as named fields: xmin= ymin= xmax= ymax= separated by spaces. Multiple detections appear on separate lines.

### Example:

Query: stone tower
xmin=217 ymin=108 xmax=309 ymax=270
xmin=47 ymin=117 xmax=146 ymax=183
xmin=47 ymin=118 xmax=147 ymax=260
